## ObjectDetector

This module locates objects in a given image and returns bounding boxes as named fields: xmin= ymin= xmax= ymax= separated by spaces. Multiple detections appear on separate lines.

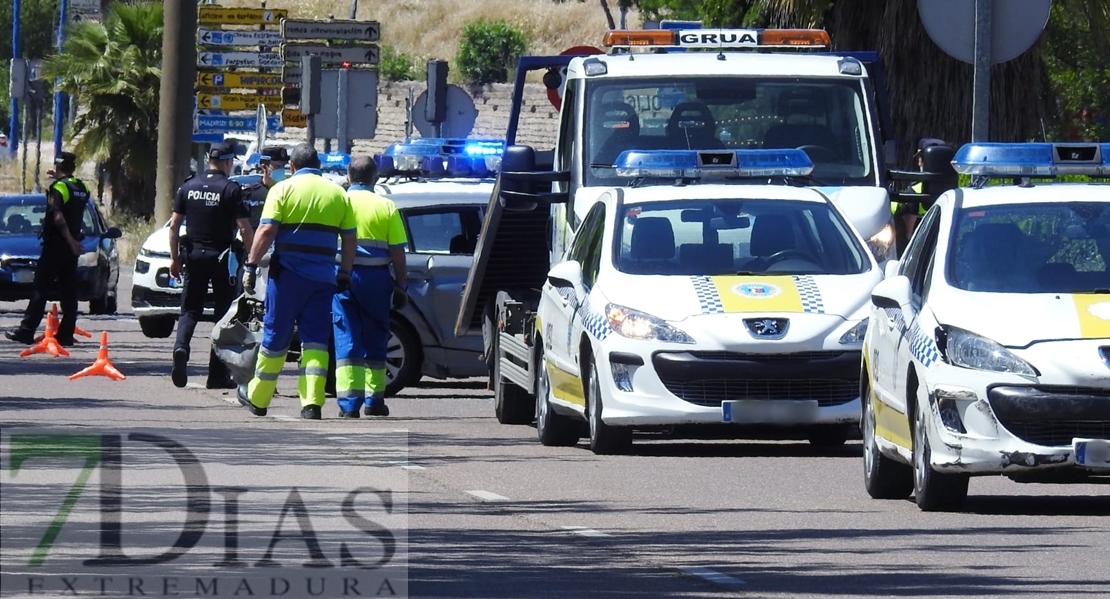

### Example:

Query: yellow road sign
xmin=196 ymin=93 xmax=282 ymax=111
xmin=198 ymin=7 xmax=288 ymax=25
xmin=196 ymin=72 xmax=283 ymax=90
xmin=282 ymin=109 xmax=307 ymax=128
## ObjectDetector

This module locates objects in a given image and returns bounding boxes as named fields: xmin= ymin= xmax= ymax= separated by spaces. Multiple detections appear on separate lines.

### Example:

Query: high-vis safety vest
xmin=259 ymin=168 xmax=355 ymax=284
xmin=45 ymin=176 xmax=90 ymax=242
xmin=344 ymin=184 xmax=408 ymax=268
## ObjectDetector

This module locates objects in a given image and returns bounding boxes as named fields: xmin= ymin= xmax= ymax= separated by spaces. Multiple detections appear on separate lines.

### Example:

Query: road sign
xmin=197 ymin=28 xmax=284 ymax=47
xmin=196 ymin=93 xmax=283 ymax=111
xmin=196 ymin=114 xmax=284 ymax=133
xmin=919 ymin=0 xmax=1050 ymax=64
xmin=281 ymin=20 xmax=380 ymax=41
xmin=282 ymin=109 xmax=307 ymax=128
xmin=280 ymin=43 xmax=379 ymax=66
xmin=192 ymin=132 xmax=225 ymax=144
xmin=197 ymin=72 xmax=283 ymax=90
xmin=311 ymin=69 xmax=378 ymax=139
xmin=198 ymin=7 xmax=288 ymax=26
xmin=198 ymin=52 xmax=283 ymax=69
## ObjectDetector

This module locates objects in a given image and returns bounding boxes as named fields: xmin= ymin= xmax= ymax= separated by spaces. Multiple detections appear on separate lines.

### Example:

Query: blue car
xmin=0 ymin=193 xmax=122 ymax=313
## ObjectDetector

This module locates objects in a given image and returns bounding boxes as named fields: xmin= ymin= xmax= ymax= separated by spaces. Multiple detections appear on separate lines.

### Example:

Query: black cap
xmin=915 ymin=138 xmax=947 ymax=156
xmin=260 ymin=146 xmax=289 ymax=164
xmin=208 ymin=141 xmax=237 ymax=161
xmin=54 ymin=151 xmax=77 ymax=167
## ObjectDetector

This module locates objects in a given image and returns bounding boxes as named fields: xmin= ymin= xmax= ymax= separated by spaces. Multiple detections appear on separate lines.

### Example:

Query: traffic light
xmin=426 ymin=59 xmax=448 ymax=123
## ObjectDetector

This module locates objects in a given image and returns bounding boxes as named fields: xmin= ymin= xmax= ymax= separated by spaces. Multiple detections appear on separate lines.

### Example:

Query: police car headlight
xmin=77 ymin=251 xmax=99 ymax=268
xmin=838 ymin=318 xmax=868 ymax=344
xmin=943 ymin=326 xmax=1038 ymax=378
xmin=605 ymin=303 xmax=694 ymax=344
xmin=866 ymin=223 xmax=896 ymax=262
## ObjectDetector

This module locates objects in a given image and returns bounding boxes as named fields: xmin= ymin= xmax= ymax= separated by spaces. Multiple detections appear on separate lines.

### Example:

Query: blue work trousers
xmin=332 ymin=266 xmax=393 ymax=413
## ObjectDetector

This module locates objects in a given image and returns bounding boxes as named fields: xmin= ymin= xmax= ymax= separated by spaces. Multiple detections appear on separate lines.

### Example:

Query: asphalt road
xmin=1 ymin=269 xmax=1108 ymax=599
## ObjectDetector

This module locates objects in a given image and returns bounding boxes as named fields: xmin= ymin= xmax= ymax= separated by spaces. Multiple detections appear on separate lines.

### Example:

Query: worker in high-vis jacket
xmin=238 ymin=143 xmax=357 ymax=420
xmin=334 ymin=155 xmax=408 ymax=418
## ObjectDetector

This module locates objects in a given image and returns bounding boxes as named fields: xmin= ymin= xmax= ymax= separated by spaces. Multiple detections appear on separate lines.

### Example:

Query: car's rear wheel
xmin=491 ymin=329 xmax=533 ymax=425
xmin=912 ymin=383 xmax=969 ymax=511
xmin=385 ymin=316 xmax=421 ymax=397
xmin=139 ymin=315 xmax=175 ymax=338
xmin=862 ymin=375 xmax=913 ymax=499
xmin=535 ymin=346 xmax=580 ymax=447
xmin=586 ymin=359 xmax=632 ymax=455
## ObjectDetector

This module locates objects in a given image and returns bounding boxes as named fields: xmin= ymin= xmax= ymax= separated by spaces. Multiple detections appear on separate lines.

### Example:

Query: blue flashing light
xmin=377 ymin=137 xmax=504 ymax=179
xmin=319 ymin=152 xmax=351 ymax=171
xmin=953 ymin=142 xmax=1110 ymax=177
xmin=613 ymin=149 xmax=814 ymax=179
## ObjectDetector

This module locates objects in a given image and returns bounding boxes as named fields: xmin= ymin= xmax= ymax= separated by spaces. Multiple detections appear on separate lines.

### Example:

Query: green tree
xmin=42 ymin=1 xmax=162 ymax=216
xmin=456 ymin=20 xmax=528 ymax=85
xmin=0 ymin=0 xmax=65 ymax=135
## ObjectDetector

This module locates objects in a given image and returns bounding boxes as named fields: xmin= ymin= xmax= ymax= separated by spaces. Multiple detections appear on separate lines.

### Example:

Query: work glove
xmin=392 ymin=282 xmax=409 ymax=310
xmin=336 ymin=269 xmax=352 ymax=294
xmin=243 ymin=264 xmax=258 ymax=295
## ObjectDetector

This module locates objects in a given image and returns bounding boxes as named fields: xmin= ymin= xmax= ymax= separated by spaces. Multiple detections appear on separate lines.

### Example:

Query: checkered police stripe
xmin=792 ymin=275 xmax=825 ymax=314
xmin=580 ymin=300 xmax=612 ymax=341
xmin=884 ymin=307 xmax=906 ymax=332
xmin=907 ymin=321 xmax=940 ymax=367
xmin=690 ymin=276 xmax=724 ymax=314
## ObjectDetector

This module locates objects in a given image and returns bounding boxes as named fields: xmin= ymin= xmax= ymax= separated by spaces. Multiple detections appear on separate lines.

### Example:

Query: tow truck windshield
xmin=586 ymin=77 xmax=877 ymax=188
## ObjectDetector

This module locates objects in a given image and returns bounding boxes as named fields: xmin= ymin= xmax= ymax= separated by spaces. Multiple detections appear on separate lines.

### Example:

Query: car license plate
xmin=1074 ymin=438 xmax=1110 ymax=468
xmin=722 ymin=400 xmax=819 ymax=424
xmin=13 ymin=269 xmax=33 ymax=283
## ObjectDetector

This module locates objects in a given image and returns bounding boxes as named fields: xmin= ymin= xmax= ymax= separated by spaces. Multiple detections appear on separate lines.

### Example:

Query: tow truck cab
xmin=457 ymin=28 xmax=943 ymax=424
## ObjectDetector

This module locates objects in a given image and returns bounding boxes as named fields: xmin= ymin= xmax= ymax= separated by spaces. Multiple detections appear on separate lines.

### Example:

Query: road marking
xmin=328 ymin=436 xmax=353 ymax=443
xmin=389 ymin=461 xmax=424 ymax=470
xmin=466 ymin=490 xmax=509 ymax=502
xmin=680 ymin=567 xmax=745 ymax=587
xmin=562 ymin=526 xmax=611 ymax=538
xmin=271 ymin=415 xmax=296 ymax=422
xmin=222 ymin=397 xmax=239 ymax=405
xmin=186 ymin=383 xmax=205 ymax=390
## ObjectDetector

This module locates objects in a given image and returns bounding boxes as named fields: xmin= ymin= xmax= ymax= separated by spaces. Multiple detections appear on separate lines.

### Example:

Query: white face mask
xmin=270 ymin=167 xmax=288 ymax=182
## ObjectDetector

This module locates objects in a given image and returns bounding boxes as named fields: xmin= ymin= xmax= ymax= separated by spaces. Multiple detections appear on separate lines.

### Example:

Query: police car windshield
xmin=949 ymin=202 xmax=1110 ymax=294
xmin=614 ymin=199 xmax=869 ymax=276
xmin=584 ymin=77 xmax=876 ymax=187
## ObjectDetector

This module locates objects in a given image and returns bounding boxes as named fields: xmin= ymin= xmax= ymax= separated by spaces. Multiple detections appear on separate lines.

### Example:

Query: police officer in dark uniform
xmin=241 ymin=145 xmax=289 ymax=229
xmin=169 ymin=141 xmax=254 ymax=389
xmin=5 ymin=151 xmax=89 ymax=346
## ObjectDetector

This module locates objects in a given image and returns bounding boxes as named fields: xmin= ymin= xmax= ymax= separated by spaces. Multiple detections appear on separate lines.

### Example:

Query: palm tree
xmin=42 ymin=2 xmax=163 ymax=217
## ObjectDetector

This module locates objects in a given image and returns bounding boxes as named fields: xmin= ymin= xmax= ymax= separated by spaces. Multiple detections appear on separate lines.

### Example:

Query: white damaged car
xmin=534 ymin=163 xmax=880 ymax=454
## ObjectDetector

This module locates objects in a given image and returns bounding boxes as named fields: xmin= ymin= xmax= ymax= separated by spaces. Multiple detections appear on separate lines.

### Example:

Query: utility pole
xmin=9 ymin=0 xmax=20 ymax=157
xmin=52 ymin=0 xmax=67 ymax=156
xmin=971 ymin=0 xmax=991 ymax=142
xmin=155 ymin=0 xmax=197 ymax=223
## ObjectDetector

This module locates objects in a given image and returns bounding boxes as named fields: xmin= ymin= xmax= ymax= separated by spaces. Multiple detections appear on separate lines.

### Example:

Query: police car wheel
xmin=139 ymin=315 xmax=175 ymax=338
xmin=912 ymin=382 xmax=968 ymax=512
xmin=862 ymin=372 xmax=913 ymax=500
xmin=491 ymin=329 xmax=533 ymax=425
xmin=535 ymin=346 xmax=580 ymax=447
xmin=386 ymin=316 xmax=422 ymax=397
xmin=586 ymin=359 xmax=632 ymax=455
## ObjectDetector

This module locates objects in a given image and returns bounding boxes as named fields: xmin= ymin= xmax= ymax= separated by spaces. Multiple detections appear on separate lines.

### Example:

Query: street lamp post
xmin=9 ymin=0 xmax=20 ymax=156
xmin=53 ymin=0 xmax=67 ymax=155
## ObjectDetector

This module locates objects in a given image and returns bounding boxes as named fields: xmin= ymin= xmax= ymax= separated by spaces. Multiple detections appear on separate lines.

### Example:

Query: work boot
xmin=301 ymin=405 xmax=322 ymax=420
xmin=4 ymin=328 xmax=34 ymax=345
xmin=364 ymin=403 xmax=390 ymax=417
xmin=237 ymin=385 xmax=267 ymax=417
xmin=171 ymin=348 xmax=188 ymax=388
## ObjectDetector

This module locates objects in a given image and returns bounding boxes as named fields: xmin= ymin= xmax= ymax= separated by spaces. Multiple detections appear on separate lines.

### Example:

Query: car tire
xmin=385 ymin=316 xmax=421 ymax=397
xmin=535 ymin=346 xmax=580 ymax=447
xmin=491 ymin=329 xmax=534 ymax=425
xmin=104 ymin=292 xmax=118 ymax=315
xmin=139 ymin=315 xmax=175 ymax=339
xmin=586 ymin=359 xmax=632 ymax=455
xmin=912 ymin=383 xmax=969 ymax=511
xmin=862 ymin=376 xmax=913 ymax=500
xmin=808 ymin=425 xmax=850 ymax=447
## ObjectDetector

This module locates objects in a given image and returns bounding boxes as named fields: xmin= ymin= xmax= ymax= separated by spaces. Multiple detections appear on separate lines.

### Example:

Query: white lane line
xmin=466 ymin=490 xmax=509 ymax=502
xmin=271 ymin=415 xmax=296 ymax=422
xmin=389 ymin=461 xmax=425 ymax=471
xmin=680 ymin=567 xmax=745 ymax=587
xmin=328 ymin=436 xmax=354 ymax=443
xmin=186 ymin=383 xmax=205 ymax=390
xmin=561 ymin=526 xmax=611 ymax=538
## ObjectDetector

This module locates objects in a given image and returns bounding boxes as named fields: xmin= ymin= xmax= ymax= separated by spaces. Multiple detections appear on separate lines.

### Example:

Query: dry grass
xmin=0 ymin=149 xmax=55 ymax=195
xmin=220 ymin=0 xmax=642 ymax=78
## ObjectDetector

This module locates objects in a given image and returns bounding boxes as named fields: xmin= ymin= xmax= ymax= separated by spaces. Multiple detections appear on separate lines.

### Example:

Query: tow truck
xmin=456 ymin=27 xmax=949 ymax=426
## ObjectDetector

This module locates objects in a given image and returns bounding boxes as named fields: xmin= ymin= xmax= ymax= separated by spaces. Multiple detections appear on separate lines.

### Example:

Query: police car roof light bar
xmin=952 ymin=142 xmax=1110 ymax=177
xmin=613 ymin=149 xmax=814 ymax=180
xmin=602 ymin=28 xmax=830 ymax=50
xmin=377 ymin=137 xmax=505 ymax=180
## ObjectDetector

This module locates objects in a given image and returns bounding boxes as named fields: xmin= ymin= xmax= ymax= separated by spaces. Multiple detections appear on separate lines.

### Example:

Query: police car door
xmin=888 ymin=208 xmax=942 ymax=413
xmin=403 ymin=206 xmax=484 ymax=347
xmin=542 ymin=202 xmax=605 ymax=376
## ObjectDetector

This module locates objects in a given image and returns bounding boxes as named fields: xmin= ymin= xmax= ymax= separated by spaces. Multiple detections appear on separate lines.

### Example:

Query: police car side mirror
xmin=871 ymin=275 xmax=911 ymax=310
xmin=883 ymin=259 xmax=900 ymax=279
xmin=547 ymin=260 xmax=583 ymax=289
xmin=104 ymin=227 xmax=123 ymax=240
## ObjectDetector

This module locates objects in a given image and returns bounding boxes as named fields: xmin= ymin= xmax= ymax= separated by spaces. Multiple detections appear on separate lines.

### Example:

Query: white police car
xmin=863 ymin=142 xmax=1110 ymax=511
xmin=534 ymin=149 xmax=880 ymax=453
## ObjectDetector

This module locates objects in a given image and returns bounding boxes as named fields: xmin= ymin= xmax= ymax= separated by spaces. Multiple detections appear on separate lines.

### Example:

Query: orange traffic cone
xmin=70 ymin=331 xmax=125 ymax=381
xmin=21 ymin=312 xmax=69 ymax=358
xmin=34 ymin=304 xmax=91 ymax=342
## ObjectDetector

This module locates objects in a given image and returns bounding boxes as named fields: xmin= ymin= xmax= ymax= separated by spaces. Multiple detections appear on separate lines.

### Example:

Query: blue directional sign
xmin=195 ymin=115 xmax=284 ymax=133
xmin=192 ymin=132 xmax=225 ymax=144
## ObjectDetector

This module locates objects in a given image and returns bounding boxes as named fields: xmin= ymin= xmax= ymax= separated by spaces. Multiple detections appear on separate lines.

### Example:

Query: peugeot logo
xmin=1099 ymin=347 xmax=1110 ymax=369
xmin=744 ymin=318 xmax=789 ymax=340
